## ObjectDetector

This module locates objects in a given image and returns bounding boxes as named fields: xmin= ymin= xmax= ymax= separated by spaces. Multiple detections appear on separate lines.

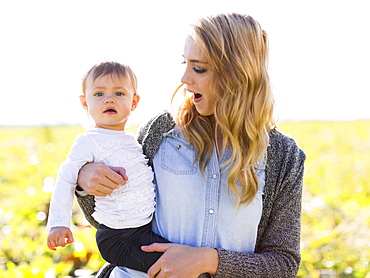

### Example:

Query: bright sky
xmin=1 ymin=0 xmax=369 ymax=126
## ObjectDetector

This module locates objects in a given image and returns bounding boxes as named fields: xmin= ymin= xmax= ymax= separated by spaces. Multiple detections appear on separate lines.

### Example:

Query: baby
xmin=46 ymin=61 xmax=169 ymax=272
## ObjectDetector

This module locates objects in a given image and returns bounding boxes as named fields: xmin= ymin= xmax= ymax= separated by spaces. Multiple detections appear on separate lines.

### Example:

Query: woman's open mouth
xmin=194 ymin=93 xmax=203 ymax=103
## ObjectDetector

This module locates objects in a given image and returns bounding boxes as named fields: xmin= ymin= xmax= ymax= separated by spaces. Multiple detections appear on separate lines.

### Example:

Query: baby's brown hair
xmin=82 ymin=62 xmax=138 ymax=95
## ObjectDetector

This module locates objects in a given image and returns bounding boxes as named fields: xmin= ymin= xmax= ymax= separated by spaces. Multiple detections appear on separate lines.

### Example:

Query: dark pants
xmin=96 ymin=223 xmax=171 ymax=273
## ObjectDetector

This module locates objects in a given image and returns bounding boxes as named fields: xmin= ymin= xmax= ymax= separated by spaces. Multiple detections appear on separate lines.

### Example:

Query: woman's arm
xmin=75 ymin=163 xmax=128 ymax=229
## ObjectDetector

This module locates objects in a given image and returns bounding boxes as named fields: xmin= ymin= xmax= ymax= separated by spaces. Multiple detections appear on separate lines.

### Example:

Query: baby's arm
xmin=47 ymin=133 xmax=95 ymax=247
xmin=47 ymin=226 xmax=74 ymax=251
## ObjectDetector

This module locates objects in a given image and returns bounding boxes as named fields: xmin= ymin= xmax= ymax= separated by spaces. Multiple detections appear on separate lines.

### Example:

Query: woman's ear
xmin=79 ymin=95 xmax=88 ymax=110
xmin=131 ymin=94 xmax=140 ymax=111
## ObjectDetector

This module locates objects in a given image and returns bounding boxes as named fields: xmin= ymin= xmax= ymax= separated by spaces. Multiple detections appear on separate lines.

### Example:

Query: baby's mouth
xmin=104 ymin=108 xmax=117 ymax=113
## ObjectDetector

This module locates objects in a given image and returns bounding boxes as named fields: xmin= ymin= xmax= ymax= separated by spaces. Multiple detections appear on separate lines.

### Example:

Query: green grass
xmin=0 ymin=122 xmax=369 ymax=277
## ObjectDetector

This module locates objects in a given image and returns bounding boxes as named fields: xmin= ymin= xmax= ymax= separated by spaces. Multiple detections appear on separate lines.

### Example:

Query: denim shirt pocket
xmin=160 ymin=129 xmax=197 ymax=175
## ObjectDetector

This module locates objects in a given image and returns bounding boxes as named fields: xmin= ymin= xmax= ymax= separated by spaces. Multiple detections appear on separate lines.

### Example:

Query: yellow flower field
xmin=0 ymin=121 xmax=369 ymax=277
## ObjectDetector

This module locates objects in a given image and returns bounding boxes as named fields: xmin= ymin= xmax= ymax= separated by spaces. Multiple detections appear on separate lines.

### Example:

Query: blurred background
xmin=0 ymin=0 xmax=369 ymax=277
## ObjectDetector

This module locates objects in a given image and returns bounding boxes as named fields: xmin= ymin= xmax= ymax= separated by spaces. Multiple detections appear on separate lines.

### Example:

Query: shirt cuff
xmin=75 ymin=185 xmax=88 ymax=197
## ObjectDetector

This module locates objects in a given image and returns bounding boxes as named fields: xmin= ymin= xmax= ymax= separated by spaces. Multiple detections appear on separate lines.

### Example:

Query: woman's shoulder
xmin=268 ymin=128 xmax=306 ymax=161
xmin=137 ymin=111 xmax=175 ymax=163
xmin=137 ymin=111 xmax=174 ymax=140
xmin=148 ymin=111 xmax=174 ymax=129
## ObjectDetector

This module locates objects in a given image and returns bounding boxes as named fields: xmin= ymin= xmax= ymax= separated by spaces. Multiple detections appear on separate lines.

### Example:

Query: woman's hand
xmin=77 ymin=162 xmax=128 ymax=196
xmin=142 ymin=243 xmax=218 ymax=278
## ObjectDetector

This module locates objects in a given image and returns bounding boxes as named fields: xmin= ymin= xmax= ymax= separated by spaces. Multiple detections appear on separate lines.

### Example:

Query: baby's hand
xmin=47 ymin=226 xmax=74 ymax=251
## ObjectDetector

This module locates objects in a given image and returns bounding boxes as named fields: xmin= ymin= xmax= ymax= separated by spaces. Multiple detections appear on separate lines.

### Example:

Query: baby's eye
xmin=115 ymin=92 xmax=124 ymax=96
xmin=95 ymin=92 xmax=104 ymax=97
xmin=193 ymin=66 xmax=207 ymax=74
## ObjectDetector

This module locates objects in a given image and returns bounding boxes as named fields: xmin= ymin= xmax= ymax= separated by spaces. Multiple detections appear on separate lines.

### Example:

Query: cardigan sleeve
xmin=75 ymin=192 xmax=99 ymax=229
xmin=215 ymin=131 xmax=306 ymax=277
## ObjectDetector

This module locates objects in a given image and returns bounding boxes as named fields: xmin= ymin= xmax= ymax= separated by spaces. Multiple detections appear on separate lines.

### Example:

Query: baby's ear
xmin=131 ymin=94 xmax=140 ymax=111
xmin=79 ymin=95 xmax=88 ymax=109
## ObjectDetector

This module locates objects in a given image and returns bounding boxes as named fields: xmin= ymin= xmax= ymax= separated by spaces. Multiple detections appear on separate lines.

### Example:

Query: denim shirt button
xmin=177 ymin=144 xmax=181 ymax=149
xmin=212 ymin=174 xmax=217 ymax=179
xmin=208 ymin=209 xmax=215 ymax=214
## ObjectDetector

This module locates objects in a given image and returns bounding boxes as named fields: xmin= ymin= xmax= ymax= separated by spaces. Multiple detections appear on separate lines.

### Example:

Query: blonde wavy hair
xmin=173 ymin=13 xmax=275 ymax=206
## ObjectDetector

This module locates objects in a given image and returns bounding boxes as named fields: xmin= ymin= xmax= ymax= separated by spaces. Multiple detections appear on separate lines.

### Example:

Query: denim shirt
xmin=110 ymin=127 xmax=265 ymax=277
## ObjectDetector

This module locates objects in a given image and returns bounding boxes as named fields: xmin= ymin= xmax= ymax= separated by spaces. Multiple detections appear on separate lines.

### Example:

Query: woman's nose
xmin=181 ymin=68 xmax=193 ymax=85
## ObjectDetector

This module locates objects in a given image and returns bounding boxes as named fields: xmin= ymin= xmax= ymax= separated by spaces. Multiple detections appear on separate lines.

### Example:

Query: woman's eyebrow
xmin=189 ymin=59 xmax=208 ymax=64
xmin=182 ymin=55 xmax=208 ymax=64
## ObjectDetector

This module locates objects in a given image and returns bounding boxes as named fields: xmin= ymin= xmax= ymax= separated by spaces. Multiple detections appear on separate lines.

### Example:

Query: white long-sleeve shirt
xmin=46 ymin=128 xmax=155 ymax=231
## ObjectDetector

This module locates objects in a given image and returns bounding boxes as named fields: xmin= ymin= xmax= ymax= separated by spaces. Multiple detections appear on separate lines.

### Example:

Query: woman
xmin=76 ymin=12 xmax=305 ymax=277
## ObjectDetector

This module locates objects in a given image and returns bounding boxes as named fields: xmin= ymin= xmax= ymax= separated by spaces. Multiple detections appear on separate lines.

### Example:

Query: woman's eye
xmin=193 ymin=67 xmax=207 ymax=74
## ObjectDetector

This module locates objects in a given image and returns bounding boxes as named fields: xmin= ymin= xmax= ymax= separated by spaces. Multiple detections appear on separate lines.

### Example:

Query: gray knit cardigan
xmin=76 ymin=111 xmax=306 ymax=278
